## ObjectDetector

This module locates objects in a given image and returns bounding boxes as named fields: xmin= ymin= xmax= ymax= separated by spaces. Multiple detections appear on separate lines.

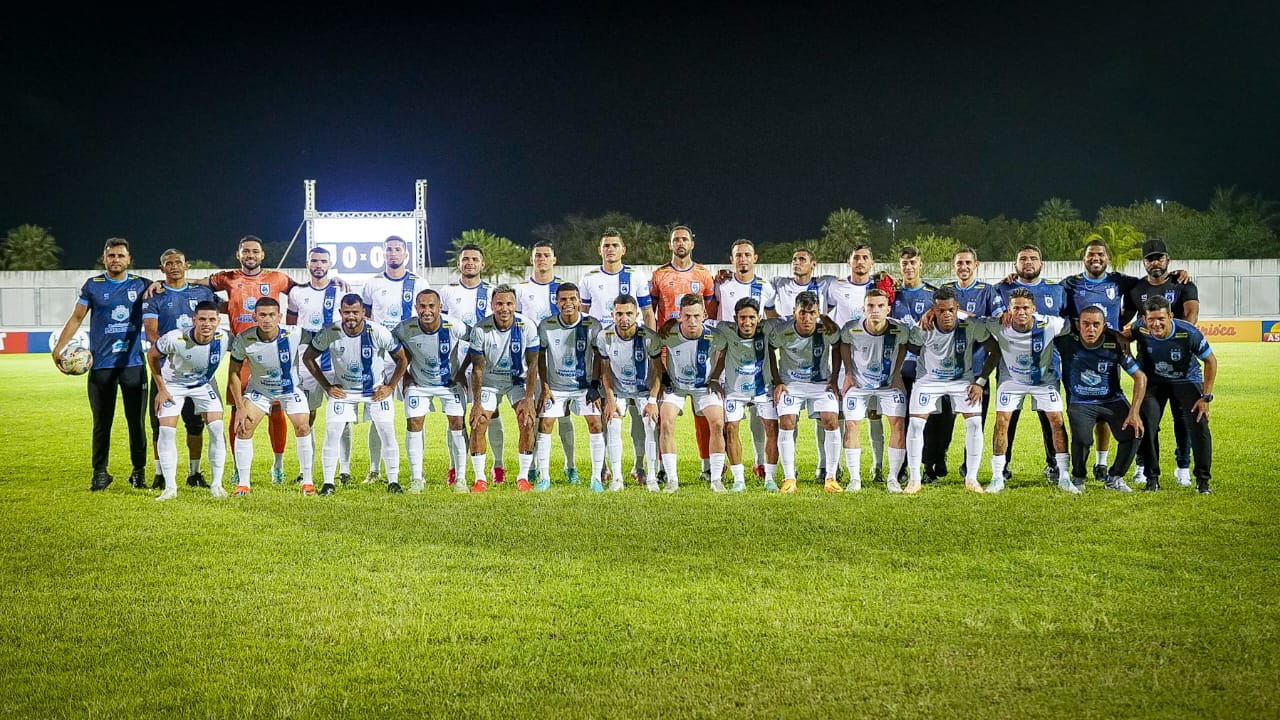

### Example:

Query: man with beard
xmin=707 ymin=298 xmax=779 ymax=492
xmin=597 ymin=295 xmax=662 ymax=491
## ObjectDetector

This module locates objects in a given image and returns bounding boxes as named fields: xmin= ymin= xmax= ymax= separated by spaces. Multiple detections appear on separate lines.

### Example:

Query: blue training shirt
xmin=141 ymin=282 xmax=219 ymax=335
xmin=1131 ymin=318 xmax=1212 ymax=385
xmin=78 ymin=273 xmax=149 ymax=369
xmin=1054 ymin=331 xmax=1142 ymax=404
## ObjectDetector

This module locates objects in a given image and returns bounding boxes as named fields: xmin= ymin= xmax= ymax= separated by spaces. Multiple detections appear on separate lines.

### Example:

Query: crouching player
xmin=708 ymin=297 xmax=779 ymax=492
xmin=146 ymin=300 xmax=229 ymax=500
xmin=394 ymin=289 xmax=471 ymax=493
xmin=837 ymin=289 xmax=910 ymax=493
xmin=304 ymin=294 xmax=408 ymax=495
xmin=597 ymin=294 xmax=661 ymax=491
xmin=228 ymin=298 xmax=316 ymax=496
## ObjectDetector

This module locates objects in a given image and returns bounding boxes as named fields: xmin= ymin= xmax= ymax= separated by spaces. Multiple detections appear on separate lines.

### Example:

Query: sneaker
xmin=904 ymin=479 xmax=922 ymax=494
xmin=986 ymin=477 xmax=1005 ymax=494
xmin=471 ymin=479 xmax=488 ymax=493
xmin=533 ymin=475 xmax=551 ymax=492
xmin=608 ymin=478 xmax=624 ymax=492
xmin=319 ymin=483 xmax=335 ymax=496
xmin=565 ymin=468 xmax=581 ymax=485
xmin=886 ymin=478 xmax=903 ymax=494
xmin=1176 ymin=468 xmax=1193 ymax=487
xmin=1104 ymin=477 xmax=1133 ymax=492
xmin=231 ymin=468 xmax=239 ymax=485
xmin=362 ymin=470 xmax=380 ymax=484
xmin=387 ymin=481 xmax=403 ymax=494
xmin=698 ymin=470 xmax=712 ymax=485
xmin=764 ymin=478 xmax=779 ymax=492
xmin=128 ymin=469 xmax=148 ymax=489
xmin=934 ymin=461 xmax=949 ymax=479
xmin=823 ymin=478 xmax=842 ymax=493
xmin=186 ymin=471 xmax=209 ymax=488
xmin=293 ymin=473 xmax=303 ymax=485
xmin=528 ymin=467 xmax=540 ymax=485
xmin=589 ymin=478 xmax=605 ymax=493
xmin=516 ymin=478 xmax=532 ymax=492
xmin=409 ymin=479 xmax=425 ymax=493
xmin=339 ymin=472 xmax=352 ymax=485
xmin=780 ymin=478 xmax=797 ymax=493
xmin=151 ymin=473 xmax=165 ymax=490
xmin=232 ymin=485 xmax=250 ymax=497
xmin=1057 ymin=476 xmax=1082 ymax=494
xmin=90 ymin=471 xmax=113 ymax=492
xmin=646 ymin=479 xmax=660 ymax=492
xmin=662 ymin=479 xmax=679 ymax=494
xmin=493 ymin=467 xmax=506 ymax=485
xmin=844 ymin=478 xmax=862 ymax=493
xmin=710 ymin=477 xmax=726 ymax=493
xmin=753 ymin=465 xmax=765 ymax=479
xmin=1093 ymin=463 xmax=1108 ymax=483
xmin=1002 ymin=467 xmax=1013 ymax=481
xmin=964 ymin=478 xmax=984 ymax=494
xmin=871 ymin=466 xmax=885 ymax=484
xmin=1072 ymin=476 xmax=1087 ymax=491
xmin=447 ymin=468 xmax=457 ymax=486
xmin=1143 ymin=477 xmax=1161 ymax=492
xmin=454 ymin=476 xmax=471 ymax=494
xmin=155 ymin=488 xmax=177 ymax=502
xmin=271 ymin=467 xmax=286 ymax=485
xmin=301 ymin=483 xmax=316 ymax=496
xmin=1196 ymin=478 xmax=1211 ymax=494
xmin=657 ymin=467 xmax=668 ymax=483
xmin=1042 ymin=464 xmax=1060 ymax=483
xmin=730 ymin=479 xmax=746 ymax=492
xmin=1133 ymin=465 xmax=1147 ymax=484
xmin=210 ymin=484 xmax=228 ymax=498
xmin=630 ymin=468 xmax=646 ymax=486
xmin=922 ymin=470 xmax=938 ymax=485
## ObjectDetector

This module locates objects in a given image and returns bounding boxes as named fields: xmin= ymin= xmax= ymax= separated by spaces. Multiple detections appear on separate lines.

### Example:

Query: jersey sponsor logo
xmin=111 ymin=305 xmax=129 ymax=322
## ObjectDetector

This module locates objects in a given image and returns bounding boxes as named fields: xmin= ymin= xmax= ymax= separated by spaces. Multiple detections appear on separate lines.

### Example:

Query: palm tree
xmin=1083 ymin=223 xmax=1145 ymax=269
xmin=1 ymin=224 xmax=62 ymax=270
xmin=1035 ymin=197 xmax=1081 ymax=223
xmin=448 ymin=229 xmax=528 ymax=281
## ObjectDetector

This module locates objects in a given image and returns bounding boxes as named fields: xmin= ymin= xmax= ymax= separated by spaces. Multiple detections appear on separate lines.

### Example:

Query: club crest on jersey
xmin=1170 ymin=348 xmax=1182 ymax=361
xmin=477 ymin=297 xmax=488 ymax=312
xmin=256 ymin=284 xmax=268 ymax=296
xmin=361 ymin=347 xmax=372 ymax=359
xmin=402 ymin=289 xmax=413 ymax=304
xmin=1165 ymin=291 xmax=1176 ymax=303
xmin=1045 ymin=297 xmax=1054 ymax=308
xmin=1032 ymin=341 xmax=1044 ymax=352
xmin=188 ymin=299 xmax=198 ymax=311
xmin=914 ymin=300 xmax=926 ymax=314
xmin=1105 ymin=287 xmax=1115 ymax=300
xmin=1097 ymin=361 xmax=1111 ymax=373
xmin=279 ymin=350 xmax=291 ymax=364
xmin=575 ymin=340 xmax=586 ymax=352
xmin=323 ymin=296 xmax=335 ymax=309
xmin=620 ymin=282 xmax=630 ymax=294
xmin=690 ymin=282 xmax=701 ymax=293
xmin=512 ymin=340 xmax=522 ymax=353
xmin=966 ymin=301 xmax=976 ymax=312
xmin=440 ymin=341 xmax=450 ymax=354
xmin=127 ymin=290 xmax=138 ymax=302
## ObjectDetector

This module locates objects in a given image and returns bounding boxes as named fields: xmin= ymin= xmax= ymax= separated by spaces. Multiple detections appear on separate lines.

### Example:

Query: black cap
xmin=1142 ymin=238 xmax=1169 ymax=259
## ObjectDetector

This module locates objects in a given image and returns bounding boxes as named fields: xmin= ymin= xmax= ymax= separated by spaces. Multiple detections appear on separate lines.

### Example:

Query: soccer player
xmin=969 ymin=287 xmax=1075 ymax=494
xmin=905 ymin=286 xmax=989 ymax=493
xmin=304 ymin=294 xmax=409 ymax=495
xmin=52 ymin=238 xmax=151 ymax=491
xmin=650 ymin=294 xmax=726 ymax=493
xmin=287 ymin=246 xmax=354 ymax=483
xmin=836 ymin=289 xmax=911 ymax=493
xmin=890 ymin=246 xmax=940 ymax=481
xmin=142 ymin=248 xmax=219 ymax=489
xmin=534 ymin=283 xmax=606 ymax=491
xmin=227 ymin=298 xmax=318 ymax=496
xmin=596 ymin=294 xmax=662 ymax=491
xmin=707 ymin=298 xmax=779 ymax=492
xmin=1129 ymin=296 xmax=1216 ymax=494
xmin=360 ymin=235 xmax=427 ymax=485
xmin=767 ymin=291 xmax=842 ymax=493
xmin=1122 ymin=237 xmax=1201 ymax=487
xmin=394 ymin=289 xmax=470 ymax=493
xmin=466 ymin=285 xmax=540 ymax=492
xmin=145 ymin=301 xmax=229 ymax=500
xmin=515 ymin=240 xmax=580 ymax=484
xmin=770 ymin=248 xmax=833 ymax=319
xmin=1054 ymin=305 xmax=1147 ymax=492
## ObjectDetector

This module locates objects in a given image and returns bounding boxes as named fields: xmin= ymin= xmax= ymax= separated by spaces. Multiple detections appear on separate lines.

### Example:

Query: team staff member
xmin=52 ymin=238 xmax=152 ymax=491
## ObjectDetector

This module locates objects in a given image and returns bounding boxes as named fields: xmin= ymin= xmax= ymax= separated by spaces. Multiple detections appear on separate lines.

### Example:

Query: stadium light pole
xmin=886 ymin=216 xmax=898 ymax=244
xmin=1155 ymin=198 xmax=1166 ymax=214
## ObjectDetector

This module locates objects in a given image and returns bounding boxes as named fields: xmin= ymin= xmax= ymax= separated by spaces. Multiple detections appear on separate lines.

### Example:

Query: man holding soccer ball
xmin=51 ymin=238 xmax=152 ymax=492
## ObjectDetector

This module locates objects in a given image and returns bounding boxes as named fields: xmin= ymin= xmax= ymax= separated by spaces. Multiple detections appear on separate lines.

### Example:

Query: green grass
xmin=1 ymin=346 xmax=1278 ymax=718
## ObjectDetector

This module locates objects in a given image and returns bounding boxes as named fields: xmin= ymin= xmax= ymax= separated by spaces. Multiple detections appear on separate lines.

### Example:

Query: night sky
xmin=3 ymin=5 xmax=1278 ymax=268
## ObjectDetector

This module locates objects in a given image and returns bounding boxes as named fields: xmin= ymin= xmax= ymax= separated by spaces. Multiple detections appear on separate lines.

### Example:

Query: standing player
xmin=597 ymin=295 xmax=662 ymax=491
xmin=969 ymin=288 xmax=1075 ymax=494
xmin=516 ymin=240 xmax=580 ymax=485
xmin=533 ymin=284 xmax=607 ymax=491
xmin=1129 ymin=296 xmax=1216 ymax=494
xmin=707 ymin=298 xmax=779 ymax=492
xmin=142 ymin=248 xmax=219 ymax=489
xmin=145 ymin=301 xmax=229 ymax=500
xmin=394 ymin=289 xmax=471 ymax=493
xmin=1054 ymin=305 xmax=1147 ymax=492
xmin=360 ymin=235 xmax=427 ymax=485
xmin=227 ymin=298 xmax=317 ymax=496
xmin=766 ymin=291 xmax=842 ymax=493
xmin=650 ymin=295 xmax=727 ymax=493
xmin=52 ymin=238 xmax=151 ymax=491
xmin=836 ymin=290 xmax=911 ymax=493
xmin=304 ymin=295 xmax=409 ymax=495
xmin=771 ymin=248 xmax=833 ymax=319
xmin=890 ymin=246 xmax=940 ymax=481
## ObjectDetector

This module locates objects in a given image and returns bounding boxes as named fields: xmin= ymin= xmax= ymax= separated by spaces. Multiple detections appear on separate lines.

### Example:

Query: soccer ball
xmin=59 ymin=346 xmax=94 ymax=375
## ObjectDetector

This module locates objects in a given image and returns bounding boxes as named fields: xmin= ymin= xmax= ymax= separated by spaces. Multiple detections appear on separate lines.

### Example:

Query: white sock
xmin=730 ymin=464 xmax=745 ymax=485
xmin=710 ymin=452 xmax=726 ymax=483
xmin=449 ymin=429 xmax=467 ymax=483
xmin=535 ymin=432 xmax=553 ymax=479
xmin=376 ymin=421 xmax=399 ymax=483
xmin=206 ymin=420 xmax=226 ymax=487
xmin=764 ymin=463 xmax=777 ymax=482
xmin=517 ymin=451 xmax=533 ymax=481
xmin=470 ymin=453 xmax=487 ymax=485
xmin=489 ymin=415 xmax=506 ymax=470
xmin=558 ymin=416 xmax=577 ymax=472
xmin=844 ymin=447 xmax=862 ymax=481
xmin=1055 ymin=452 xmax=1071 ymax=480
xmin=869 ymin=418 xmax=885 ymax=470
xmin=588 ymin=433 xmax=606 ymax=481
xmin=991 ymin=453 xmax=1006 ymax=483
xmin=188 ymin=458 xmax=200 ymax=475
xmin=339 ymin=423 xmax=352 ymax=474
xmin=606 ymin=418 xmax=624 ymax=481
xmin=158 ymin=425 xmax=179 ymax=491
xmin=907 ymin=417 xmax=926 ymax=483
xmin=296 ymin=433 xmax=314 ymax=485
xmin=888 ymin=447 xmax=906 ymax=484
xmin=661 ymin=453 xmax=679 ymax=484
xmin=779 ymin=429 xmax=796 ymax=480
xmin=407 ymin=430 xmax=423 ymax=481
xmin=322 ymin=422 xmax=346 ymax=485
xmin=824 ymin=429 xmax=841 ymax=479
xmin=964 ymin=416 xmax=984 ymax=482
xmin=234 ymin=437 xmax=254 ymax=487
xmin=1096 ymin=449 xmax=1109 ymax=467
xmin=367 ymin=423 xmax=381 ymax=475
xmin=643 ymin=417 xmax=658 ymax=481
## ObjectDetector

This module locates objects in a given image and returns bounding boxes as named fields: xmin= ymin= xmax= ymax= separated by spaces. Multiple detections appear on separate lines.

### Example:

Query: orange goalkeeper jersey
xmin=209 ymin=269 xmax=296 ymax=335
xmin=650 ymin=262 xmax=717 ymax=322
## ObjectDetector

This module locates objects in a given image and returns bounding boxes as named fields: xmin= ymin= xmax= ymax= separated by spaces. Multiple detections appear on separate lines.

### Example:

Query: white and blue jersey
xmin=361 ymin=272 xmax=425 ymax=331
xmin=156 ymin=328 xmax=228 ymax=387
xmin=1054 ymin=332 xmax=1141 ymax=404
xmin=288 ymin=281 xmax=342 ymax=336
xmin=906 ymin=320 xmax=990 ymax=384
xmin=943 ymin=280 xmax=1004 ymax=372
xmin=538 ymin=315 xmax=602 ymax=393
xmin=78 ymin=273 xmax=149 ymax=369
xmin=1063 ymin=272 xmax=1141 ymax=329
xmin=439 ymin=280 xmax=493 ymax=328
xmin=840 ymin=319 xmax=912 ymax=389
xmin=710 ymin=322 xmax=772 ymax=399
xmin=141 ymin=283 xmax=219 ymax=335
xmin=309 ymin=324 xmax=400 ymax=395
xmin=469 ymin=314 xmax=540 ymax=391
xmin=825 ymin=277 xmax=876 ymax=328
xmin=515 ymin=276 xmax=564 ymax=325
xmin=394 ymin=315 xmax=470 ymax=389
xmin=595 ymin=325 xmax=658 ymax=398
xmin=656 ymin=323 xmax=718 ymax=391
xmin=232 ymin=327 xmax=305 ymax=396
xmin=768 ymin=320 xmax=841 ymax=385
xmin=580 ymin=265 xmax=652 ymax=324
xmin=969 ymin=315 xmax=1071 ymax=387
xmin=714 ymin=275 xmax=777 ymax=322
xmin=771 ymin=276 xmax=833 ymax=319
xmin=1132 ymin=318 xmax=1212 ymax=386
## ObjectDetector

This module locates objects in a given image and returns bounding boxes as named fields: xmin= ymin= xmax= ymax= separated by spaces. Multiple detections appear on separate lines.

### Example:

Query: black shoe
xmin=151 ymin=473 xmax=165 ymax=490
xmin=657 ymin=467 xmax=667 ymax=482
xmin=1144 ymin=477 xmax=1161 ymax=492
xmin=934 ymin=461 xmax=949 ymax=478
xmin=338 ymin=473 xmax=352 ymax=486
xmin=128 ymin=469 xmax=148 ymax=489
xmin=1092 ymin=463 xmax=1107 ymax=482
xmin=922 ymin=470 xmax=939 ymax=485
xmin=90 ymin=471 xmax=113 ymax=491
xmin=959 ymin=462 xmax=968 ymax=478
xmin=1042 ymin=465 xmax=1060 ymax=483
xmin=387 ymin=481 xmax=403 ymax=494
xmin=293 ymin=473 xmax=303 ymax=484
xmin=1196 ymin=478 xmax=1211 ymax=494
xmin=319 ymin=483 xmax=336 ymax=496
xmin=186 ymin=471 xmax=209 ymax=488
xmin=1002 ymin=467 xmax=1013 ymax=481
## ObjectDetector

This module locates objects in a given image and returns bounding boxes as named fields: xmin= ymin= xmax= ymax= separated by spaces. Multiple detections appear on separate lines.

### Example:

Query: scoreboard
xmin=303 ymin=179 xmax=429 ymax=287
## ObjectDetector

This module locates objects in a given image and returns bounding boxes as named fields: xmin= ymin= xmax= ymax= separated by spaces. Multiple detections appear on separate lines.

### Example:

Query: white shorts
xmin=609 ymin=395 xmax=653 ymax=419
xmin=995 ymin=380 xmax=1064 ymax=413
xmin=477 ymin=384 xmax=528 ymax=413
xmin=405 ymin=383 xmax=466 ymax=418
xmin=724 ymin=395 xmax=778 ymax=423
xmin=661 ymin=387 xmax=723 ymax=414
xmin=326 ymin=394 xmax=396 ymax=424
xmin=159 ymin=382 xmax=222 ymax=418
xmin=843 ymin=386 xmax=907 ymax=421
xmin=245 ymin=387 xmax=309 ymax=415
xmin=540 ymin=388 xmax=600 ymax=418
xmin=776 ymin=382 xmax=838 ymax=417
xmin=911 ymin=380 xmax=979 ymax=415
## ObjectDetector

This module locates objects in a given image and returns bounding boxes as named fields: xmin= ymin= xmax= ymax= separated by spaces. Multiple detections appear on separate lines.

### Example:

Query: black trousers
xmin=1066 ymin=399 xmax=1139 ymax=480
xmin=88 ymin=365 xmax=148 ymax=474
xmin=148 ymin=377 xmax=206 ymax=441
xmin=1140 ymin=383 xmax=1211 ymax=482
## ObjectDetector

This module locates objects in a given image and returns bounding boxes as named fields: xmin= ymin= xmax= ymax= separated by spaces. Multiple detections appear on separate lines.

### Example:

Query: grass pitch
xmin=1 ymin=345 xmax=1277 ymax=718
